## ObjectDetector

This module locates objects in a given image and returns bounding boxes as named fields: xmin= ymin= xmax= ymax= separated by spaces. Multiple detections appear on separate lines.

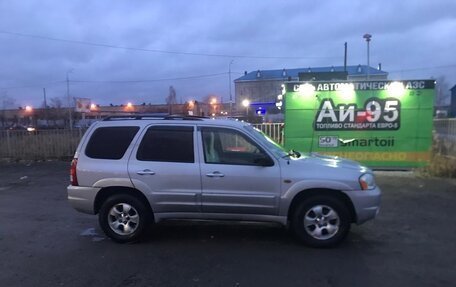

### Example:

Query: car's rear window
xmin=85 ymin=126 xmax=140 ymax=159
xmin=137 ymin=126 xmax=194 ymax=163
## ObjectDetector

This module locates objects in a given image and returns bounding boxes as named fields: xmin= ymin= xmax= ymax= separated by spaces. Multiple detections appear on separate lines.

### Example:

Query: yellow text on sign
xmin=322 ymin=152 xmax=431 ymax=162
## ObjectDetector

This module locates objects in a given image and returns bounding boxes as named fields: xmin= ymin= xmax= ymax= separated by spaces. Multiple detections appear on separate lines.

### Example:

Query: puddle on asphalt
xmin=0 ymin=175 xmax=32 ymax=190
xmin=80 ymin=227 xmax=105 ymax=242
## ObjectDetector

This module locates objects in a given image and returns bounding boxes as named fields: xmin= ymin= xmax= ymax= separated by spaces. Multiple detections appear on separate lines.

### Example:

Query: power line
xmin=0 ymin=30 xmax=339 ymax=60
xmin=70 ymin=72 xmax=229 ymax=83
xmin=388 ymin=64 xmax=456 ymax=73
xmin=0 ymin=80 xmax=65 ymax=91
xmin=2 ymin=64 xmax=455 ymax=91
xmin=0 ymin=72 xmax=229 ymax=91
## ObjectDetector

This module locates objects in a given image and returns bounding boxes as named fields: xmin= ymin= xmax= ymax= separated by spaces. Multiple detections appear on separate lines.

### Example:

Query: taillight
xmin=70 ymin=158 xmax=79 ymax=186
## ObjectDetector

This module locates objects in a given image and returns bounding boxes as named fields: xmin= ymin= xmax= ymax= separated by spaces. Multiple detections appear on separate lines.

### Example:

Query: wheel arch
xmin=287 ymin=188 xmax=357 ymax=223
xmin=94 ymin=186 xmax=154 ymax=219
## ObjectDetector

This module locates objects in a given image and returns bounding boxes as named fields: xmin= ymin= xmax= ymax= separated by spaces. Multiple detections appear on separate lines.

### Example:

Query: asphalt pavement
xmin=0 ymin=161 xmax=455 ymax=287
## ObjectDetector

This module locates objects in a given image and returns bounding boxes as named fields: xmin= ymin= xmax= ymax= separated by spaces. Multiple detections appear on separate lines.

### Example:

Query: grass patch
xmin=418 ymin=133 xmax=456 ymax=178
xmin=419 ymin=154 xmax=456 ymax=178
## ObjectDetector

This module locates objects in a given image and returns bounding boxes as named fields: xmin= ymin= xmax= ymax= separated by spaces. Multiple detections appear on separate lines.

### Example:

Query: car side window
xmin=85 ymin=126 xmax=140 ymax=160
xmin=201 ymin=127 xmax=272 ymax=166
xmin=137 ymin=126 xmax=194 ymax=163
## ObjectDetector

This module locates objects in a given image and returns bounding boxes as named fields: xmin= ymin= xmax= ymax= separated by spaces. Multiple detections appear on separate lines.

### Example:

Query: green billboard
xmin=283 ymin=80 xmax=435 ymax=168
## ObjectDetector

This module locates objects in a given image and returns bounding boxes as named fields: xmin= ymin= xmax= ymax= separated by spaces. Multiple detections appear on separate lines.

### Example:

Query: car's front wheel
xmin=292 ymin=195 xmax=351 ymax=248
xmin=99 ymin=194 xmax=151 ymax=243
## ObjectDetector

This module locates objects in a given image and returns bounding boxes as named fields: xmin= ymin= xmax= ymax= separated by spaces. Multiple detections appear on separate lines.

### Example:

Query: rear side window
xmin=85 ymin=126 xmax=140 ymax=159
xmin=137 ymin=126 xmax=194 ymax=163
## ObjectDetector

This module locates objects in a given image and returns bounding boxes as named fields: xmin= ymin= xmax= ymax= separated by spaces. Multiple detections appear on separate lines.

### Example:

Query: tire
xmin=291 ymin=195 xmax=351 ymax=248
xmin=99 ymin=194 xmax=151 ymax=243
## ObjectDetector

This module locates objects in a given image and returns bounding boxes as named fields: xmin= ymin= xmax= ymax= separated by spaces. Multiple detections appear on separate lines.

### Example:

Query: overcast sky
xmin=0 ymin=0 xmax=455 ymax=108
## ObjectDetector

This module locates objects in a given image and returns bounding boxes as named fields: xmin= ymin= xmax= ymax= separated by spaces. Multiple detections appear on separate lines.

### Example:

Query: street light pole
xmin=66 ymin=69 xmax=74 ymax=130
xmin=363 ymin=34 xmax=372 ymax=80
xmin=229 ymin=60 xmax=234 ymax=116
xmin=242 ymin=99 xmax=250 ymax=118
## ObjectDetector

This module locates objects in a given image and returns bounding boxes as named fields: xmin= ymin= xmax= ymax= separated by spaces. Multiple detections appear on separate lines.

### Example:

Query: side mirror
xmin=253 ymin=154 xmax=274 ymax=167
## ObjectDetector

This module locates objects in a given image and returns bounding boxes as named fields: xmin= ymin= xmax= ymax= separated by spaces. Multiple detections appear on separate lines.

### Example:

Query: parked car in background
xmin=8 ymin=124 xmax=37 ymax=134
xmin=68 ymin=115 xmax=381 ymax=247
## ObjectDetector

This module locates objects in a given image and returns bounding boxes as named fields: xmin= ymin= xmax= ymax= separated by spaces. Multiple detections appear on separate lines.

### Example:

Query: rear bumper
xmin=344 ymin=186 xmax=381 ymax=224
xmin=67 ymin=185 xmax=100 ymax=214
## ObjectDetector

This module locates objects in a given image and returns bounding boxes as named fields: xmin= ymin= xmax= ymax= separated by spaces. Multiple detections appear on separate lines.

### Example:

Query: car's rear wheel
xmin=99 ymin=194 xmax=151 ymax=243
xmin=292 ymin=195 xmax=351 ymax=248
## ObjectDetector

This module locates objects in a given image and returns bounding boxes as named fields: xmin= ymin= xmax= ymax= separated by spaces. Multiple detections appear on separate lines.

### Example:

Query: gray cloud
xmin=0 ymin=0 xmax=455 ymax=107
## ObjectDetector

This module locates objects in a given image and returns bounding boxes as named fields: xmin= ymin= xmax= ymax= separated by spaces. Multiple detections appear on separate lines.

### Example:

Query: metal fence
xmin=434 ymin=118 xmax=456 ymax=136
xmin=0 ymin=129 xmax=85 ymax=160
xmin=0 ymin=120 xmax=454 ymax=161
xmin=252 ymin=123 xmax=284 ymax=145
xmin=433 ymin=118 xmax=456 ymax=158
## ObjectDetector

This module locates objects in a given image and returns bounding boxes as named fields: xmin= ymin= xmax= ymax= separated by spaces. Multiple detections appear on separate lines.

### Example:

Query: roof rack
xmin=102 ymin=114 xmax=209 ymax=121
xmin=164 ymin=115 xmax=209 ymax=121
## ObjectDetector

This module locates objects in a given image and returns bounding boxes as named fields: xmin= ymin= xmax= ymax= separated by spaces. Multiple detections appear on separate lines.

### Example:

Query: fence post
xmin=448 ymin=119 xmax=451 ymax=136
xmin=6 ymin=129 xmax=11 ymax=157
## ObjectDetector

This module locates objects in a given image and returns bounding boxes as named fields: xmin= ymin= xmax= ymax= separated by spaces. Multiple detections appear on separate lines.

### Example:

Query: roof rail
xmin=164 ymin=115 xmax=209 ymax=121
xmin=102 ymin=114 xmax=209 ymax=121
xmin=102 ymin=114 xmax=164 ymax=121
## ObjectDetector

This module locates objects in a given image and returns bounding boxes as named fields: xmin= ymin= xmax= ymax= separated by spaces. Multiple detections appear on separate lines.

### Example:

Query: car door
xmin=199 ymin=126 xmax=281 ymax=215
xmin=128 ymin=125 xmax=201 ymax=213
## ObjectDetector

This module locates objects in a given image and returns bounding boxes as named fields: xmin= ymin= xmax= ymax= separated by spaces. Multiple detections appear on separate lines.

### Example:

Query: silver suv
xmin=68 ymin=115 xmax=380 ymax=247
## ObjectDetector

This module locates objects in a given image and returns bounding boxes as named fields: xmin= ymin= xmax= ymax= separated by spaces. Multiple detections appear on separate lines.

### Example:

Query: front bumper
xmin=67 ymin=185 xmax=101 ymax=214
xmin=344 ymin=186 xmax=381 ymax=224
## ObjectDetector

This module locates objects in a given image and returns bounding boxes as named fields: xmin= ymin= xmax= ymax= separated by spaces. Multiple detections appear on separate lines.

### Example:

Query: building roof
xmin=234 ymin=65 xmax=388 ymax=82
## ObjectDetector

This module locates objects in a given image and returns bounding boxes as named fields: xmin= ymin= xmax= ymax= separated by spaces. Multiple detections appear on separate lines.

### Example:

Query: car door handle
xmin=136 ymin=169 xmax=155 ymax=175
xmin=206 ymin=171 xmax=225 ymax=178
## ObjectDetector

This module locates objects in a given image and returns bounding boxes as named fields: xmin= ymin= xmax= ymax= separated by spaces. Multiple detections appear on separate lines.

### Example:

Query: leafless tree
xmin=434 ymin=76 xmax=450 ymax=106
xmin=49 ymin=97 xmax=63 ymax=108
xmin=166 ymin=86 xmax=177 ymax=105
xmin=1 ymin=93 xmax=17 ymax=109
xmin=166 ymin=86 xmax=177 ymax=114
xmin=1 ymin=93 xmax=17 ymax=127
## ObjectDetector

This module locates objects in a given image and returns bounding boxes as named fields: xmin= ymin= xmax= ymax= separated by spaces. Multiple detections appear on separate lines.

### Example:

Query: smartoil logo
xmin=318 ymin=136 xmax=396 ymax=148
xmin=339 ymin=137 xmax=395 ymax=147
xmin=314 ymin=97 xmax=401 ymax=131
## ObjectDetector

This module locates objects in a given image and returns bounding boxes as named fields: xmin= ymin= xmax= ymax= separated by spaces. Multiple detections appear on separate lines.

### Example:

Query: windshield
xmin=244 ymin=125 xmax=288 ymax=158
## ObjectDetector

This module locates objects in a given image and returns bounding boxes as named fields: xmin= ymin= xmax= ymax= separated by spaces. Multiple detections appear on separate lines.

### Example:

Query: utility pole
xmin=43 ymin=88 xmax=47 ymax=108
xmin=363 ymin=34 xmax=372 ymax=80
xmin=43 ymin=88 xmax=48 ymax=126
xmin=66 ymin=70 xmax=73 ymax=130
xmin=344 ymin=42 xmax=347 ymax=72
xmin=229 ymin=60 xmax=233 ymax=116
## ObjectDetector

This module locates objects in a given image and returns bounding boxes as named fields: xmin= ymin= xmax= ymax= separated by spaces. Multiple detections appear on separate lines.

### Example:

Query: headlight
xmin=359 ymin=173 xmax=376 ymax=190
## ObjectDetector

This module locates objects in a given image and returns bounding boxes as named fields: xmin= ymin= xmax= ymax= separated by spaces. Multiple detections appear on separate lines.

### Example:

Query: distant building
xmin=450 ymin=85 xmax=456 ymax=117
xmin=234 ymin=65 xmax=388 ymax=109
xmin=0 ymin=102 xmax=229 ymax=128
